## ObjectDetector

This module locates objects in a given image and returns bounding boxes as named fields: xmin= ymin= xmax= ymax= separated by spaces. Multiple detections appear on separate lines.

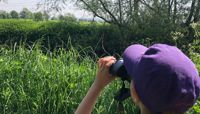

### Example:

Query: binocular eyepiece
xmin=109 ymin=59 xmax=130 ymax=82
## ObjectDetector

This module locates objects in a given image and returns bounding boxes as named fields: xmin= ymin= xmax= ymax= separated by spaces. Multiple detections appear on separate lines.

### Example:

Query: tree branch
xmin=193 ymin=0 xmax=200 ymax=22
xmin=98 ymin=0 xmax=120 ymax=26
xmin=173 ymin=0 xmax=177 ymax=24
xmin=80 ymin=0 xmax=113 ymax=23
xmin=140 ymin=0 xmax=162 ymax=16
xmin=118 ymin=0 xmax=122 ymax=24
xmin=185 ymin=0 xmax=196 ymax=26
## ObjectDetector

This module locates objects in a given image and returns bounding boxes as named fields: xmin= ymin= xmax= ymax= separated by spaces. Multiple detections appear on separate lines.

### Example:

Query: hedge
xmin=0 ymin=19 xmax=199 ymax=55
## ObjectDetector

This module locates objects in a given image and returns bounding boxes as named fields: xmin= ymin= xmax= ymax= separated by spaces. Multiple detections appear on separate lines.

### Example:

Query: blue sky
xmin=0 ymin=0 xmax=92 ymax=19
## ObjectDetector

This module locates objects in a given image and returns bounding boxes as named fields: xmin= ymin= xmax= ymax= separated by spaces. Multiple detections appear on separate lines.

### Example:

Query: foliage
xmin=0 ymin=19 xmax=39 ymax=44
xmin=33 ymin=12 xmax=43 ymax=21
xmin=42 ymin=0 xmax=200 ymax=29
xmin=43 ymin=11 xmax=50 ymax=21
xmin=184 ymin=23 xmax=200 ymax=54
xmin=58 ymin=13 xmax=77 ymax=22
xmin=10 ymin=10 xmax=19 ymax=19
xmin=0 ymin=10 xmax=11 ymax=19
xmin=0 ymin=19 xmax=126 ymax=55
xmin=0 ymin=9 xmax=51 ymax=21
xmin=19 ymin=8 xmax=33 ymax=19
xmin=0 ymin=43 xmax=137 ymax=114
xmin=0 ymin=19 xmax=199 ymax=55
xmin=0 ymin=43 xmax=199 ymax=114
xmin=38 ymin=0 xmax=200 ymax=48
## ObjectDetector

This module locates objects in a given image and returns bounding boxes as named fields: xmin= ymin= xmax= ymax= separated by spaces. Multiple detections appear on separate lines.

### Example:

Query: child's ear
xmin=130 ymin=81 xmax=140 ymax=105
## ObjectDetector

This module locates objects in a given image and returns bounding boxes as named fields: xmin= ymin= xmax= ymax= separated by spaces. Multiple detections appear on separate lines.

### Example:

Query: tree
xmin=58 ymin=13 xmax=76 ymax=22
xmin=19 ymin=8 xmax=33 ymax=19
xmin=185 ymin=0 xmax=196 ymax=26
xmin=10 ymin=10 xmax=19 ymax=19
xmin=0 ymin=10 xmax=10 ymax=19
xmin=77 ymin=0 xmax=137 ymax=28
xmin=58 ymin=14 xmax=65 ymax=20
xmin=43 ymin=11 xmax=50 ymax=20
xmin=34 ymin=12 xmax=43 ymax=21
xmin=51 ymin=16 xmax=57 ymax=20
xmin=43 ymin=0 xmax=200 ymax=25
xmin=64 ymin=13 xmax=77 ymax=22
xmin=193 ymin=0 xmax=200 ymax=23
xmin=40 ymin=0 xmax=139 ymax=28
xmin=0 ymin=10 xmax=7 ymax=19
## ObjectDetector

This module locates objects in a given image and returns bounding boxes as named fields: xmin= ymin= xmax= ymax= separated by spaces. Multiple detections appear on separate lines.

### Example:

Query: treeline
xmin=0 ymin=8 xmax=76 ymax=21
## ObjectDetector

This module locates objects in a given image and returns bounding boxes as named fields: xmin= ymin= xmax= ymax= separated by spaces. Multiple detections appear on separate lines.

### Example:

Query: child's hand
xmin=94 ymin=56 xmax=116 ymax=89
xmin=75 ymin=56 xmax=116 ymax=114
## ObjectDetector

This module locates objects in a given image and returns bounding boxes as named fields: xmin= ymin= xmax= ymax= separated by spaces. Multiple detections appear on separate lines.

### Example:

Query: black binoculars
xmin=109 ymin=59 xmax=140 ymax=114
xmin=109 ymin=59 xmax=131 ymax=102
xmin=109 ymin=59 xmax=130 ymax=82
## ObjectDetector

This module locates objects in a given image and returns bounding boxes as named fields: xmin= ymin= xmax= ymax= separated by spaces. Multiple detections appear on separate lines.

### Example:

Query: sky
xmin=0 ymin=0 xmax=93 ymax=19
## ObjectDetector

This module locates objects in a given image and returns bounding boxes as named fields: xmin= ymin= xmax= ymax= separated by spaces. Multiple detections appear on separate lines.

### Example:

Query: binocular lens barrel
xmin=109 ymin=59 xmax=130 ymax=82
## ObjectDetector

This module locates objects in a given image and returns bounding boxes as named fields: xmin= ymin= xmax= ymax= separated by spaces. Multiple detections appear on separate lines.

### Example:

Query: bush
xmin=0 ymin=19 xmax=129 ymax=55
xmin=0 ymin=19 xmax=39 ymax=43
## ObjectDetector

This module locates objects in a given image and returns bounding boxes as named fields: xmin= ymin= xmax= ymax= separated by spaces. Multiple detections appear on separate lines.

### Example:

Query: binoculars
xmin=109 ymin=59 xmax=140 ymax=114
xmin=109 ymin=59 xmax=130 ymax=82
xmin=109 ymin=58 xmax=131 ymax=102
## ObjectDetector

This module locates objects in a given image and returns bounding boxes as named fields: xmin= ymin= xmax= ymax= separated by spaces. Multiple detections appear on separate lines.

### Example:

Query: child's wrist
xmin=93 ymin=79 xmax=105 ymax=90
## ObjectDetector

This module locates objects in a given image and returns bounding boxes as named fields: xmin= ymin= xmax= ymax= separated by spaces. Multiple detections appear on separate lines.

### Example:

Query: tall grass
xmin=0 ymin=42 xmax=199 ymax=114
xmin=0 ymin=43 xmax=138 ymax=114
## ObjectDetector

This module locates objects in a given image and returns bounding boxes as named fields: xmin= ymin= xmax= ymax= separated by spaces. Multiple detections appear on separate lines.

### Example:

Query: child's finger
xmin=98 ymin=56 xmax=116 ymax=70
xmin=105 ymin=59 xmax=116 ymax=69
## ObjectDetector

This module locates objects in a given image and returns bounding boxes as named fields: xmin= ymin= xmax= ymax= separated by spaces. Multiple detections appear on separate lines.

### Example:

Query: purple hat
xmin=123 ymin=44 xmax=200 ymax=113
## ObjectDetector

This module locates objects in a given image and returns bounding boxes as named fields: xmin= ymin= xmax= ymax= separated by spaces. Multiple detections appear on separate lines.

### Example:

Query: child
xmin=75 ymin=44 xmax=200 ymax=114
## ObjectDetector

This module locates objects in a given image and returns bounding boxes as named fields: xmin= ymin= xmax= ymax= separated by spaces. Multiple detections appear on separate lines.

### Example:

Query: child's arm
xmin=75 ymin=56 xmax=116 ymax=114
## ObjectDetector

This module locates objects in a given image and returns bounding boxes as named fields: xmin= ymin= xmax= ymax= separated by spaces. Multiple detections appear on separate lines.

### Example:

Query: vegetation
xmin=0 ymin=19 xmax=199 ymax=114
xmin=0 ymin=43 xmax=134 ymax=114
xmin=0 ymin=0 xmax=199 ymax=113
xmin=1 ymin=19 xmax=199 ymax=55
xmin=10 ymin=10 xmax=19 ymax=19
xmin=0 ymin=41 xmax=199 ymax=114
xmin=44 ymin=0 xmax=200 ymax=30
xmin=0 ymin=8 xmax=76 ymax=21
xmin=0 ymin=19 xmax=128 ymax=55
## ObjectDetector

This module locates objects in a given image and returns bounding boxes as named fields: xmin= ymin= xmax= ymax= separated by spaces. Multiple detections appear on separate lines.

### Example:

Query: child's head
xmin=123 ymin=44 xmax=200 ymax=114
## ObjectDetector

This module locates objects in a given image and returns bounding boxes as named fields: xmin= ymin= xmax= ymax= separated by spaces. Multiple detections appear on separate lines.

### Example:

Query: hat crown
xmin=123 ymin=44 xmax=200 ymax=112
